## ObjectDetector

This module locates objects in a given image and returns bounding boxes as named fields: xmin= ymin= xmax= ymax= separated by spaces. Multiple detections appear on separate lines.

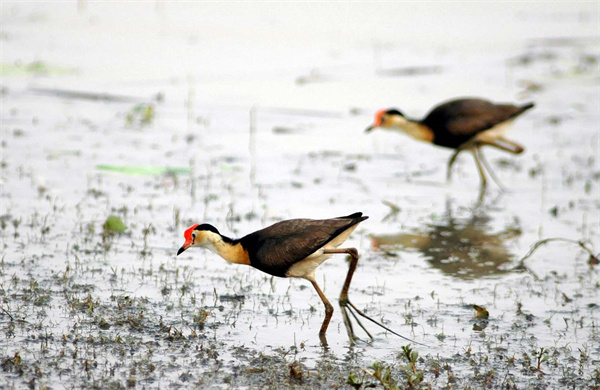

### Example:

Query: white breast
xmin=472 ymin=120 xmax=514 ymax=143
xmin=285 ymin=224 xmax=360 ymax=280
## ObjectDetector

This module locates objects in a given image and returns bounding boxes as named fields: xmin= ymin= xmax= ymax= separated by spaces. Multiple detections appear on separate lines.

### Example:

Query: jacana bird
xmin=365 ymin=97 xmax=534 ymax=187
xmin=177 ymin=212 xmax=412 ymax=343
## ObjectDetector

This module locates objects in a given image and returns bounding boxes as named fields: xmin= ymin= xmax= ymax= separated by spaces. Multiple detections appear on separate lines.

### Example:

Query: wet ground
xmin=1 ymin=2 xmax=599 ymax=389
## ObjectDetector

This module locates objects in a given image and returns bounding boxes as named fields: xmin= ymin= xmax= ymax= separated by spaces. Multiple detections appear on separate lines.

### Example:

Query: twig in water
xmin=0 ymin=305 xmax=14 ymax=321
xmin=517 ymin=238 xmax=599 ymax=277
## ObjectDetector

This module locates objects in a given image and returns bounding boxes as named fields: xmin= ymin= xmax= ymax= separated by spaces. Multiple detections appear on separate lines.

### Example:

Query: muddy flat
xmin=1 ymin=3 xmax=598 ymax=389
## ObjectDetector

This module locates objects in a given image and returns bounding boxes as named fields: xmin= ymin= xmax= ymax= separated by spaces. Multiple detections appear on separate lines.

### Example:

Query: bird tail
xmin=520 ymin=102 xmax=535 ymax=112
xmin=341 ymin=212 xmax=368 ymax=221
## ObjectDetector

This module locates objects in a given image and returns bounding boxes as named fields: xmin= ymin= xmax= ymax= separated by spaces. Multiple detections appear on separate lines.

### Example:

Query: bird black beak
xmin=177 ymin=239 xmax=192 ymax=256
xmin=365 ymin=125 xmax=375 ymax=133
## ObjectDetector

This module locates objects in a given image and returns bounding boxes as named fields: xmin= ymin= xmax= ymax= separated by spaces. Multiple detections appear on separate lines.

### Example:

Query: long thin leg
xmin=448 ymin=139 xmax=478 ymax=182
xmin=455 ymin=137 xmax=520 ymax=188
xmin=447 ymin=148 xmax=462 ymax=182
xmin=485 ymin=137 xmax=524 ymax=154
xmin=322 ymin=248 xmax=426 ymax=346
xmin=323 ymin=248 xmax=362 ymax=341
xmin=477 ymin=147 xmax=506 ymax=190
xmin=471 ymin=147 xmax=488 ymax=187
xmin=337 ymin=248 xmax=359 ymax=300
xmin=309 ymin=279 xmax=334 ymax=335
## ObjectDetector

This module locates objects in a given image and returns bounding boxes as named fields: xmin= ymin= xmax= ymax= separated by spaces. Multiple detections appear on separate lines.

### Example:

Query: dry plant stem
xmin=516 ymin=238 xmax=599 ymax=281
xmin=361 ymin=366 xmax=377 ymax=378
xmin=360 ymin=367 xmax=384 ymax=386
xmin=0 ymin=305 xmax=14 ymax=321
xmin=519 ymin=238 xmax=598 ymax=264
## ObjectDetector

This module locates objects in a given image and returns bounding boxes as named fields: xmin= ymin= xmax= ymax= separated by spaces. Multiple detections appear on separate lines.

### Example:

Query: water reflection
xmin=372 ymin=198 xmax=521 ymax=279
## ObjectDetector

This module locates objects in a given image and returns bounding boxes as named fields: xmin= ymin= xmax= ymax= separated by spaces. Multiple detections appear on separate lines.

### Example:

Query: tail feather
xmin=341 ymin=212 xmax=368 ymax=221
xmin=520 ymin=102 xmax=535 ymax=112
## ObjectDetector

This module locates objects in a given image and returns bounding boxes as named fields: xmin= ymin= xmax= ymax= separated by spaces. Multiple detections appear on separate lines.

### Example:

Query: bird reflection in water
xmin=372 ymin=198 xmax=522 ymax=279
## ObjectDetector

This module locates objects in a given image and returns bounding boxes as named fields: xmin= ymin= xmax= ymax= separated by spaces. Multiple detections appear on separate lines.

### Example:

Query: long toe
xmin=340 ymin=299 xmax=374 ymax=341
xmin=340 ymin=304 xmax=358 ymax=342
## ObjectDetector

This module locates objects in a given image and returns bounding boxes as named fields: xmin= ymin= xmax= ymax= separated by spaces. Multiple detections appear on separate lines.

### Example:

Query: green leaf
xmin=103 ymin=215 xmax=127 ymax=234
xmin=346 ymin=372 xmax=363 ymax=389
xmin=410 ymin=350 xmax=419 ymax=362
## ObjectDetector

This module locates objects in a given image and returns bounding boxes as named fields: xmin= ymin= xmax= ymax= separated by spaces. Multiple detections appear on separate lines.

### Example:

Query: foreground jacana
xmin=177 ymin=212 xmax=414 ymax=344
xmin=365 ymin=97 xmax=534 ymax=187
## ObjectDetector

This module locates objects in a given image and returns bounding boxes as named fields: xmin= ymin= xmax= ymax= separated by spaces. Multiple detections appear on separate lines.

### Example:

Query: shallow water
xmin=1 ymin=2 xmax=599 ymax=389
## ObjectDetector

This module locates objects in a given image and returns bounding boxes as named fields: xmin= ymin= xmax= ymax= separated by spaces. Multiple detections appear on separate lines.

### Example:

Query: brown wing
xmin=240 ymin=213 xmax=366 ymax=277
xmin=423 ymin=98 xmax=533 ymax=148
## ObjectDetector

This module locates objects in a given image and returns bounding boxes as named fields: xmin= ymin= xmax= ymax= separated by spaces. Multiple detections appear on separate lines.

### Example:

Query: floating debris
xmin=125 ymin=103 xmax=155 ymax=127
xmin=473 ymin=304 xmax=490 ymax=320
xmin=376 ymin=65 xmax=442 ymax=77
xmin=30 ymin=87 xmax=141 ymax=102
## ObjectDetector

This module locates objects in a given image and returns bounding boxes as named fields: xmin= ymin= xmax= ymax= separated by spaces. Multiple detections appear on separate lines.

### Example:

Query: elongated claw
xmin=339 ymin=300 xmax=358 ymax=342
xmin=340 ymin=299 xmax=373 ymax=341
xmin=339 ymin=297 xmax=427 ymax=346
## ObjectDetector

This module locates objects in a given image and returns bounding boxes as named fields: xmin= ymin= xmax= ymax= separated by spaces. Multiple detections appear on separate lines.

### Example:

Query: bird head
xmin=365 ymin=108 xmax=405 ymax=132
xmin=177 ymin=223 xmax=220 ymax=255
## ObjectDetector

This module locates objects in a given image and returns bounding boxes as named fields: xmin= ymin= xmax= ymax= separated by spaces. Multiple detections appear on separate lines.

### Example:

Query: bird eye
xmin=191 ymin=232 xmax=196 ymax=240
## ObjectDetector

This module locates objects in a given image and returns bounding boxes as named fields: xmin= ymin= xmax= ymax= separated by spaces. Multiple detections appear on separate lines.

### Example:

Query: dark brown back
xmin=422 ymin=98 xmax=534 ymax=148
xmin=240 ymin=212 xmax=367 ymax=277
